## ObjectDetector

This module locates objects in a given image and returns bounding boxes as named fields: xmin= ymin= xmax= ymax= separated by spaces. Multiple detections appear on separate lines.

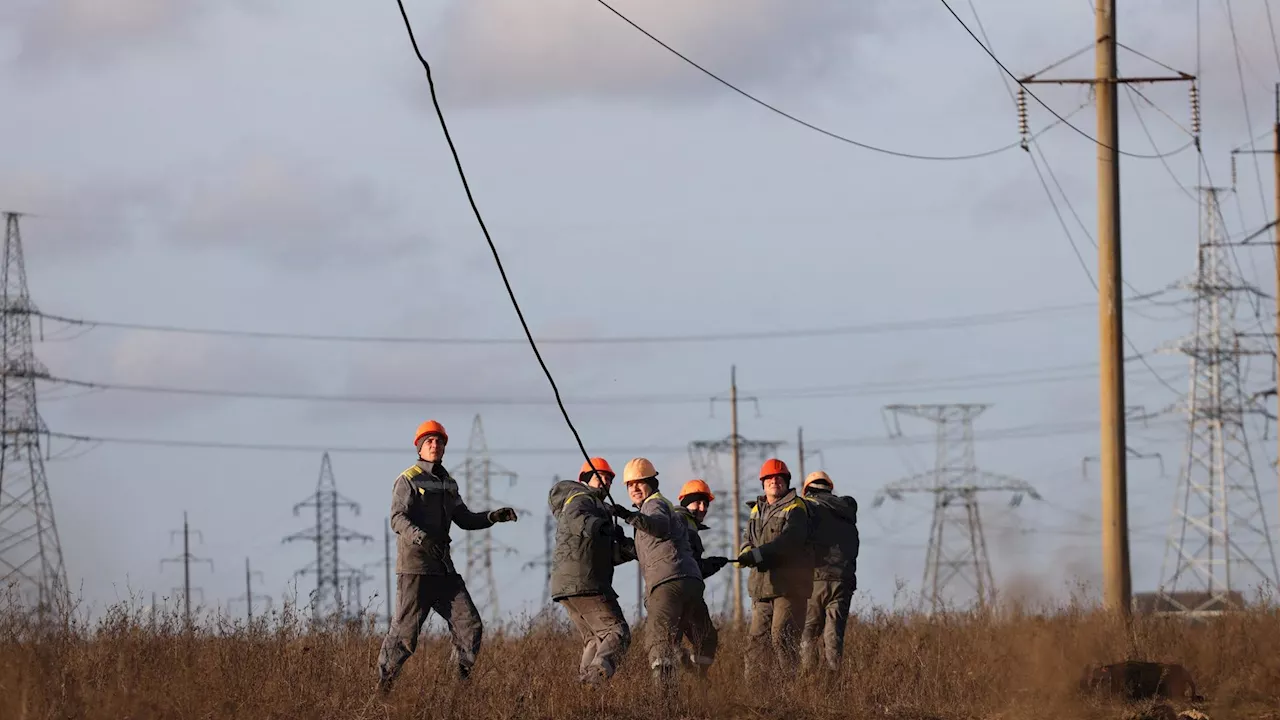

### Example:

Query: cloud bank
xmin=429 ymin=0 xmax=884 ymax=106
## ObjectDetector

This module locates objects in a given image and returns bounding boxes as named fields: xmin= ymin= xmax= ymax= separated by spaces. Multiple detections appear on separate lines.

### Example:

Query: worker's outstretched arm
xmin=452 ymin=499 xmax=499 ymax=531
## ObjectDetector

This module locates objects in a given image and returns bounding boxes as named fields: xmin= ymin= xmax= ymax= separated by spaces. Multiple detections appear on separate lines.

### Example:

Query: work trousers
xmin=745 ymin=594 xmax=807 ymax=681
xmin=377 ymin=573 xmax=482 ymax=683
xmin=801 ymin=578 xmax=854 ymax=673
xmin=677 ymin=597 xmax=718 ymax=670
xmin=558 ymin=593 xmax=631 ymax=683
xmin=644 ymin=576 xmax=705 ymax=686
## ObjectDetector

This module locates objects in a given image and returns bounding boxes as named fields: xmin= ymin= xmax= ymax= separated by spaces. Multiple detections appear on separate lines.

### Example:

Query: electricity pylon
xmin=1156 ymin=187 xmax=1280 ymax=614
xmin=160 ymin=511 xmax=212 ymax=629
xmin=874 ymin=404 xmax=1041 ymax=614
xmin=689 ymin=433 xmax=784 ymax=619
xmin=232 ymin=557 xmax=271 ymax=623
xmin=0 ymin=211 xmax=67 ymax=619
xmin=282 ymin=452 xmax=372 ymax=621
xmin=456 ymin=414 xmax=517 ymax=625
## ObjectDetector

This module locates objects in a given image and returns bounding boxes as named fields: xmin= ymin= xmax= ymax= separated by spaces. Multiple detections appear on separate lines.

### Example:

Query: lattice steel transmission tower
xmin=874 ymin=404 xmax=1041 ymax=614
xmin=0 ymin=211 xmax=67 ymax=617
xmin=1156 ymin=187 xmax=1280 ymax=614
xmin=456 ymin=414 xmax=517 ymax=625
xmin=283 ymin=452 xmax=372 ymax=621
xmin=688 ymin=434 xmax=784 ymax=618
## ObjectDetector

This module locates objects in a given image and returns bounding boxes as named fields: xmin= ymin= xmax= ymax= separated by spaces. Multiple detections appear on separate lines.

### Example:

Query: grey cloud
xmin=2 ymin=152 xmax=421 ymax=270
xmin=35 ymin=329 xmax=315 ymax=428
xmin=160 ymin=153 xmax=422 ymax=268
xmin=3 ymin=0 xmax=200 ymax=72
xmin=425 ymin=0 xmax=888 ymax=107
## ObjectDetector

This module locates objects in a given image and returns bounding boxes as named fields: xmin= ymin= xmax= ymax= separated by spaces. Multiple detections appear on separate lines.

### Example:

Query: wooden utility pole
xmin=730 ymin=365 xmax=742 ymax=627
xmin=797 ymin=426 xmax=805 ymax=482
xmin=1018 ymin=0 xmax=1195 ymax=620
xmin=1094 ymin=0 xmax=1132 ymax=619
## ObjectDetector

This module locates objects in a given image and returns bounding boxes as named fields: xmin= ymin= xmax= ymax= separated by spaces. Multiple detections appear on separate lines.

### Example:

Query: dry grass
xmin=3 ymin=588 xmax=1280 ymax=720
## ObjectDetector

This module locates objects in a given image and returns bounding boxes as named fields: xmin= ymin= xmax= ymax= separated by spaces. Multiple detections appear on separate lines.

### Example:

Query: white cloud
xmin=427 ymin=0 xmax=885 ymax=106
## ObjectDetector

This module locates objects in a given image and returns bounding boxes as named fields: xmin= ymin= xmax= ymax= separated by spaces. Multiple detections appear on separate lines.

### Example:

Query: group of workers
xmin=375 ymin=419 xmax=860 ymax=695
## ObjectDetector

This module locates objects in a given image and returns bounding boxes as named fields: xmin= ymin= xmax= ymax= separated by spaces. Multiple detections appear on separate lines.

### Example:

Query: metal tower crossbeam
xmin=874 ymin=404 xmax=1041 ymax=614
xmin=1157 ymin=188 xmax=1280 ymax=614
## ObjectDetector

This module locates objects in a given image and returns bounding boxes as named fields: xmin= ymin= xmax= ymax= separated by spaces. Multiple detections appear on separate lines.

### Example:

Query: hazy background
xmin=1 ymin=0 xmax=1277 ymax=625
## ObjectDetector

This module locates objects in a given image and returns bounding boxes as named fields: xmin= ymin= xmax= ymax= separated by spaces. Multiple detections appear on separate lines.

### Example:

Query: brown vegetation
xmin=2 ymin=590 xmax=1279 ymax=720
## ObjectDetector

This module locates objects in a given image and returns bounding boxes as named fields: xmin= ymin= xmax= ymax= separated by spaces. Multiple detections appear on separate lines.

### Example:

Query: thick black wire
xmin=937 ymin=0 xmax=1195 ymax=161
xmin=391 ymin=0 xmax=605 ymax=485
xmin=593 ymin=0 xmax=1026 ymax=162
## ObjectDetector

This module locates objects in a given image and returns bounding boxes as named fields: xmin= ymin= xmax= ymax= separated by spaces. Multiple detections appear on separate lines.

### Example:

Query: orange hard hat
xmin=759 ymin=458 xmax=791 ymax=481
xmin=414 ymin=420 xmax=448 ymax=447
xmin=678 ymin=479 xmax=715 ymax=504
xmin=803 ymin=470 xmax=833 ymax=492
xmin=579 ymin=457 xmax=615 ymax=482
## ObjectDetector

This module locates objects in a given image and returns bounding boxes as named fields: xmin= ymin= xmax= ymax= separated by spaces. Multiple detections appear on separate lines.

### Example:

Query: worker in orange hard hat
xmin=736 ymin=457 xmax=814 ymax=682
xmin=613 ymin=458 xmax=703 ymax=692
xmin=377 ymin=420 xmax=520 ymax=695
xmin=799 ymin=470 xmax=859 ymax=675
xmin=672 ymin=479 xmax=728 ymax=680
xmin=546 ymin=456 xmax=636 ymax=684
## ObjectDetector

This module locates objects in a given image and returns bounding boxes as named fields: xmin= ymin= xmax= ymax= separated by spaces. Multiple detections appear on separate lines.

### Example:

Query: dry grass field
xmin=3 ymin=589 xmax=1279 ymax=720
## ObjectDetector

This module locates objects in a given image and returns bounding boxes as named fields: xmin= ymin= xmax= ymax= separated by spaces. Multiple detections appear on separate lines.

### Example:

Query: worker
xmin=736 ymin=457 xmax=814 ymax=681
xmin=547 ymin=457 xmax=637 ymax=685
xmin=799 ymin=470 xmax=859 ymax=675
xmin=673 ymin=478 xmax=729 ymax=679
xmin=611 ymin=458 xmax=704 ymax=690
xmin=376 ymin=420 xmax=519 ymax=695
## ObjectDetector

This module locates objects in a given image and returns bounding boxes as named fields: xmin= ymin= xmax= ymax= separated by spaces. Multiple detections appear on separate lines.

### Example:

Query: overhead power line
xmin=936 ymin=0 xmax=1195 ymax=161
xmin=30 ymin=297 xmax=1168 ymax=346
xmin=37 ymin=417 xmax=1185 ymax=458
xmin=591 ymin=0 xmax=1080 ymax=161
xmin=22 ymin=360 xmax=1186 ymax=408
xmin=394 ymin=0 xmax=599 ymax=473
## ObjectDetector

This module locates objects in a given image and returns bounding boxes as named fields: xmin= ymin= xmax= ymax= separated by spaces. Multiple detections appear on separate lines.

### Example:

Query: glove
xmin=736 ymin=547 xmax=763 ymax=568
xmin=488 ymin=507 xmax=518 ymax=523
xmin=703 ymin=556 xmax=730 ymax=575
xmin=612 ymin=504 xmax=635 ymax=520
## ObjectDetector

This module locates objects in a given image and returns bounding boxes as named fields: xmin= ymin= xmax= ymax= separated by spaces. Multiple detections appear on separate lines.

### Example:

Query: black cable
xmin=26 ymin=361 xmax=1184 ymax=408
xmin=1024 ymin=142 xmax=1186 ymax=397
xmin=392 ymin=0 xmax=600 ymax=476
xmin=33 ymin=417 xmax=1185 ymax=457
xmin=1124 ymin=86 xmax=1199 ymax=204
xmin=30 ymin=301 xmax=1102 ymax=346
xmin=592 ymin=0 xmax=1040 ymax=162
xmin=936 ymin=0 xmax=1195 ymax=161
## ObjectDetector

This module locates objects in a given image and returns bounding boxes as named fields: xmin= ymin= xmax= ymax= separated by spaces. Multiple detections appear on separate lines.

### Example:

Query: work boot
xmin=376 ymin=674 xmax=394 ymax=697
xmin=652 ymin=661 xmax=677 ymax=692
xmin=581 ymin=666 xmax=607 ymax=686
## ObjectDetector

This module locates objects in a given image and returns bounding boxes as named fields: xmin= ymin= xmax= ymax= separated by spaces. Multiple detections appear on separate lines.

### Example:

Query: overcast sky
xmin=3 ymin=0 xmax=1280 ymax=627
